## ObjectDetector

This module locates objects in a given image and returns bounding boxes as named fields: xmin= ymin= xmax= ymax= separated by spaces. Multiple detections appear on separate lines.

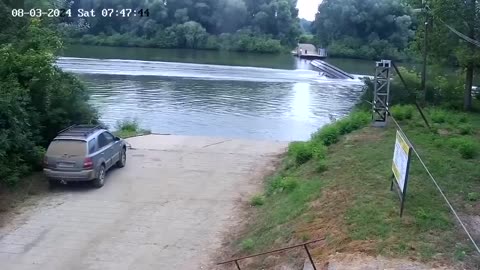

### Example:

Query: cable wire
xmin=388 ymin=115 xmax=480 ymax=255
xmin=432 ymin=14 xmax=480 ymax=48
xmin=363 ymin=96 xmax=480 ymax=254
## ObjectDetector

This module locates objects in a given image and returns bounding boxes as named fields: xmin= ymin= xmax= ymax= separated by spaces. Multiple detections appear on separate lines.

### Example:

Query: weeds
xmin=114 ymin=118 xmax=151 ymax=138
xmin=316 ymin=160 xmax=328 ymax=173
xmin=390 ymin=105 xmax=414 ymax=120
xmin=288 ymin=142 xmax=313 ymax=165
xmin=449 ymin=137 xmax=478 ymax=159
xmin=241 ymin=238 xmax=255 ymax=251
xmin=250 ymin=194 xmax=265 ymax=206
xmin=238 ymin=107 xmax=480 ymax=267
xmin=458 ymin=124 xmax=474 ymax=135
xmin=430 ymin=109 xmax=448 ymax=123
xmin=312 ymin=125 xmax=340 ymax=146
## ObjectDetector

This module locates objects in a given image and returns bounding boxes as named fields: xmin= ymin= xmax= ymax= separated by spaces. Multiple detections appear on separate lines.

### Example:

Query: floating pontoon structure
xmin=310 ymin=60 xmax=354 ymax=79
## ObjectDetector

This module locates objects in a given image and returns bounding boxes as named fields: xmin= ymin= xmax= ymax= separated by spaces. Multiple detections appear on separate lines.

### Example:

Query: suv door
xmin=97 ymin=132 xmax=115 ymax=169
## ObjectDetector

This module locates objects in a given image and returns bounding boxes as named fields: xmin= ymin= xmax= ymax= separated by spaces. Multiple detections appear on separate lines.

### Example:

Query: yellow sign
xmin=392 ymin=130 xmax=411 ymax=193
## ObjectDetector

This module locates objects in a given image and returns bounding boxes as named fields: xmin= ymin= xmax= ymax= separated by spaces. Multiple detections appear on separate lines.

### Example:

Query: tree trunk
xmin=463 ymin=0 xmax=475 ymax=111
xmin=464 ymin=64 xmax=473 ymax=111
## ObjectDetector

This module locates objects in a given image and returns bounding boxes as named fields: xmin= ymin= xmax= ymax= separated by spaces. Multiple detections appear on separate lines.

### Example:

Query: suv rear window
xmin=47 ymin=140 xmax=87 ymax=156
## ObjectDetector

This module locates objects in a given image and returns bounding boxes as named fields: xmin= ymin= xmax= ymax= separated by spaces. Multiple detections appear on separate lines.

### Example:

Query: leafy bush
xmin=467 ymin=192 xmax=480 ymax=202
xmin=116 ymin=119 xmax=139 ymax=132
xmin=312 ymin=112 xmax=370 ymax=146
xmin=74 ymin=28 xmax=287 ymax=53
xmin=312 ymin=142 xmax=328 ymax=160
xmin=114 ymin=118 xmax=151 ymax=138
xmin=0 ymin=22 xmax=98 ymax=187
xmin=250 ymin=194 xmax=265 ymax=206
xmin=288 ymin=142 xmax=313 ymax=165
xmin=312 ymin=125 xmax=340 ymax=146
xmin=390 ymin=105 xmax=414 ymax=120
xmin=449 ymin=137 xmax=478 ymax=159
xmin=240 ymin=238 xmax=255 ymax=251
xmin=430 ymin=109 xmax=448 ymax=124
xmin=267 ymin=176 xmax=299 ymax=195
xmin=458 ymin=142 xmax=478 ymax=159
xmin=316 ymin=160 xmax=328 ymax=173
xmin=458 ymin=124 xmax=474 ymax=135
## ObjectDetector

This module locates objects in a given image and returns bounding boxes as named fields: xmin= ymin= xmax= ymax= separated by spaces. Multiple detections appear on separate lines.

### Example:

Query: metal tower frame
xmin=372 ymin=60 xmax=392 ymax=127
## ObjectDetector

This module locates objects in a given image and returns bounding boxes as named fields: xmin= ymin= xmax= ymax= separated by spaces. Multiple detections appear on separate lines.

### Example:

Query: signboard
xmin=391 ymin=130 xmax=412 ymax=217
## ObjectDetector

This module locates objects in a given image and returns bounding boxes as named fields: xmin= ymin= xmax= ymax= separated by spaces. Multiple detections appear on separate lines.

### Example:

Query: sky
xmin=297 ymin=0 xmax=322 ymax=21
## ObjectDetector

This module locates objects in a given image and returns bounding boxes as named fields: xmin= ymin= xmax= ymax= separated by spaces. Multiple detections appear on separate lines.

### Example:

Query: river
xmin=58 ymin=45 xmax=369 ymax=141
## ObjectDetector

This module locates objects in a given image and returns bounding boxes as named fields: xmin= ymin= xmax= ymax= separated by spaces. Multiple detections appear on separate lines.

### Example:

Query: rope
xmin=388 ymin=115 xmax=480 ymax=255
xmin=364 ymin=94 xmax=480 ymax=254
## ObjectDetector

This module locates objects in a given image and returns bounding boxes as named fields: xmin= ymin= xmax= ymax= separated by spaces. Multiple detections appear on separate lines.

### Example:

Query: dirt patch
xmin=325 ymin=253 xmax=452 ymax=270
xmin=0 ymin=173 xmax=48 ymax=227
xmin=212 ymin=153 xmax=290 ymax=269
xmin=344 ymin=129 xmax=386 ymax=144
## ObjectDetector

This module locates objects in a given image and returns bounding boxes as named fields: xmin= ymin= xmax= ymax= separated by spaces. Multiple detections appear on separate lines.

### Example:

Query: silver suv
xmin=43 ymin=125 xmax=127 ymax=188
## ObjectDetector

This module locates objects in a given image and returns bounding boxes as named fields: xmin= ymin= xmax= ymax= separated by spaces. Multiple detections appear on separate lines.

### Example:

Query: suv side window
xmin=97 ymin=132 xmax=114 ymax=149
xmin=88 ymin=139 xmax=96 ymax=154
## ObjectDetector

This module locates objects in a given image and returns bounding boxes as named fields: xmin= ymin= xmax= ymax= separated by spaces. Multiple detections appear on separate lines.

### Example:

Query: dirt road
xmin=0 ymin=135 xmax=287 ymax=270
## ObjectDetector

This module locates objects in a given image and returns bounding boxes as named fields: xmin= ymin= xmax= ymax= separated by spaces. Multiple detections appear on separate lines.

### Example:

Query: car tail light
xmin=83 ymin=157 xmax=93 ymax=169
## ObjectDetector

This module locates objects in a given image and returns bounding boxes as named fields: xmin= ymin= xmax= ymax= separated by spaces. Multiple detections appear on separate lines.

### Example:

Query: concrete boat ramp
xmin=0 ymin=135 xmax=288 ymax=270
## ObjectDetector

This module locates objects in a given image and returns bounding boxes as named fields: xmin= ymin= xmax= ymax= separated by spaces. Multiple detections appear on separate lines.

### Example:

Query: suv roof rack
xmin=57 ymin=124 xmax=103 ymax=138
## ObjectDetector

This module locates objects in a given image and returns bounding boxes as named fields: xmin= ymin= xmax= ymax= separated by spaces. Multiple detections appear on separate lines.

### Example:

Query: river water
xmin=59 ymin=45 xmax=368 ymax=141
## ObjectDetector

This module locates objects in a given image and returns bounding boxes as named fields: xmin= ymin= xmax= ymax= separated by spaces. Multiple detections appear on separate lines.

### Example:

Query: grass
xmin=250 ymin=194 xmax=265 ymax=206
xmin=234 ymin=107 xmax=480 ymax=268
xmin=114 ymin=119 xmax=151 ymax=138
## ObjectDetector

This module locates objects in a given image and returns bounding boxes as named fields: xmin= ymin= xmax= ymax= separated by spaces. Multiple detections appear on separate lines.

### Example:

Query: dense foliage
xmin=0 ymin=2 xmax=98 ymax=186
xmin=312 ymin=0 xmax=415 ymax=60
xmin=57 ymin=0 xmax=301 ymax=53
xmin=408 ymin=0 xmax=480 ymax=110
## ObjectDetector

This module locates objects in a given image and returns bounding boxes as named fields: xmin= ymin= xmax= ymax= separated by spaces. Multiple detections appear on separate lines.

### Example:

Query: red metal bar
xmin=216 ymin=238 xmax=324 ymax=265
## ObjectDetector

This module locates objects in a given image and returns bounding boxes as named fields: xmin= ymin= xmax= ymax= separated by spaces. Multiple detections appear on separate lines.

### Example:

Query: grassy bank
xmin=113 ymin=119 xmax=151 ymax=139
xmin=235 ymin=107 xmax=480 ymax=268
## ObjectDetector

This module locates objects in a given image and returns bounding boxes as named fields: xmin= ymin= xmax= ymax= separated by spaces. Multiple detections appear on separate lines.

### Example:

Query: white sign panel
xmin=392 ymin=130 xmax=411 ymax=193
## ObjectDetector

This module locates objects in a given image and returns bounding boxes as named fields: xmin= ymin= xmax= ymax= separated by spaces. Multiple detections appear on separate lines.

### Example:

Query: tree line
xmin=312 ymin=0 xmax=479 ymax=110
xmin=0 ymin=1 xmax=98 ymax=186
xmin=54 ymin=0 xmax=302 ymax=53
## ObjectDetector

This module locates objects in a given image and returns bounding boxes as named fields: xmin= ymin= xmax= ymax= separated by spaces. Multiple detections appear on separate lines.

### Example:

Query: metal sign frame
xmin=390 ymin=130 xmax=413 ymax=217
xmin=372 ymin=60 xmax=392 ymax=127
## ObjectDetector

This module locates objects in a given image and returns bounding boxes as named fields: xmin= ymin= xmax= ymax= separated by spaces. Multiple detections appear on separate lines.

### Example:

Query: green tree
xmin=0 ymin=2 xmax=98 ymax=186
xmin=312 ymin=0 xmax=414 ymax=60
xmin=61 ymin=0 xmax=301 ymax=53
xmin=409 ymin=0 xmax=479 ymax=111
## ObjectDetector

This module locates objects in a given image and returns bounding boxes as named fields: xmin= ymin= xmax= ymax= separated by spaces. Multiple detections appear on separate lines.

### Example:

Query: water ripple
xmin=58 ymin=57 xmax=365 ymax=141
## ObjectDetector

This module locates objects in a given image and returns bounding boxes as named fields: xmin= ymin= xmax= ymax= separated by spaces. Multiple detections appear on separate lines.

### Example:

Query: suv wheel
xmin=117 ymin=148 xmax=126 ymax=168
xmin=92 ymin=165 xmax=106 ymax=188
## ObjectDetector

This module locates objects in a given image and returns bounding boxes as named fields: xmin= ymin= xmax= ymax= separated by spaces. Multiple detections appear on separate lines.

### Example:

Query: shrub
xmin=116 ymin=118 xmax=139 ymax=132
xmin=312 ymin=125 xmax=340 ymax=146
xmin=0 ymin=23 xmax=99 ymax=187
xmin=241 ymin=238 xmax=255 ymax=251
xmin=267 ymin=176 xmax=299 ymax=195
xmin=316 ymin=160 xmax=328 ymax=173
xmin=467 ymin=192 xmax=480 ymax=202
xmin=430 ymin=109 xmax=448 ymax=124
xmin=250 ymin=194 xmax=265 ymax=206
xmin=458 ymin=142 xmax=477 ymax=159
xmin=390 ymin=105 xmax=414 ymax=120
xmin=449 ymin=137 xmax=478 ymax=159
xmin=312 ymin=143 xmax=327 ymax=160
xmin=458 ymin=124 xmax=474 ymax=135
xmin=288 ymin=142 xmax=313 ymax=165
